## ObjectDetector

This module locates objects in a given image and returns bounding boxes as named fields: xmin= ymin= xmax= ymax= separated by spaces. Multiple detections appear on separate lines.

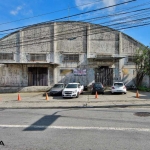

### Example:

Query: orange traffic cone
xmin=136 ymin=90 xmax=139 ymax=98
xmin=46 ymin=93 xmax=49 ymax=100
xmin=18 ymin=94 xmax=21 ymax=101
xmin=95 ymin=91 xmax=98 ymax=99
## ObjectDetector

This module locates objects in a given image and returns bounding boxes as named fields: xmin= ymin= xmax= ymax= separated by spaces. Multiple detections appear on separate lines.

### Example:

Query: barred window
xmin=63 ymin=54 xmax=79 ymax=62
xmin=29 ymin=54 xmax=46 ymax=61
xmin=128 ymin=56 xmax=136 ymax=63
xmin=0 ymin=53 xmax=13 ymax=60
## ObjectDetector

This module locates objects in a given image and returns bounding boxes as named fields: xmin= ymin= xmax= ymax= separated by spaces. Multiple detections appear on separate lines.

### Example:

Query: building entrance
xmin=95 ymin=66 xmax=113 ymax=86
xmin=28 ymin=67 xmax=48 ymax=86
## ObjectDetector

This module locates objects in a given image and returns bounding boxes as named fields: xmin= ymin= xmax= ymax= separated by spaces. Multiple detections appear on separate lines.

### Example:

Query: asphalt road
xmin=0 ymin=108 xmax=150 ymax=150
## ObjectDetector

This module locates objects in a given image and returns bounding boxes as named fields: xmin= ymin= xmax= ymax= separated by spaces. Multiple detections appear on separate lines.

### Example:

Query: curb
xmin=0 ymin=104 xmax=150 ymax=109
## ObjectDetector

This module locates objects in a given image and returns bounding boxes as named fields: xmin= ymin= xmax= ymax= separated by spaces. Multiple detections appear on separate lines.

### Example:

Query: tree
xmin=134 ymin=46 xmax=150 ymax=88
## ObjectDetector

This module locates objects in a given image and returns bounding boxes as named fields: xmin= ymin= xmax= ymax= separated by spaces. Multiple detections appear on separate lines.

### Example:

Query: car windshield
xmin=53 ymin=84 xmax=64 ymax=88
xmin=66 ymin=84 xmax=77 ymax=88
xmin=114 ymin=83 xmax=123 ymax=87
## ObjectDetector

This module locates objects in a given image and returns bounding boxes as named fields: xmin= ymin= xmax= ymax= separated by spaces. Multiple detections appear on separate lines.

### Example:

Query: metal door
xmin=95 ymin=67 xmax=113 ymax=86
xmin=28 ymin=67 xmax=48 ymax=86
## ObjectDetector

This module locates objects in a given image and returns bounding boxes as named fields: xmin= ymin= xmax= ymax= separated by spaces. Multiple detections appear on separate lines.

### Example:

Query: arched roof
xmin=0 ymin=21 xmax=145 ymax=46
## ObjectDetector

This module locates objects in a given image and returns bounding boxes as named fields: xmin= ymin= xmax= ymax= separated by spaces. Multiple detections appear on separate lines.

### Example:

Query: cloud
xmin=75 ymin=0 xmax=121 ymax=11
xmin=10 ymin=6 xmax=22 ymax=15
xmin=103 ymin=0 xmax=117 ymax=7
xmin=75 ymin=0 xmax=98 ymax=10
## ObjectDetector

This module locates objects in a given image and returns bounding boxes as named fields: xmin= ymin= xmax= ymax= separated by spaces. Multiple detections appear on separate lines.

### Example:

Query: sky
xmin=0 ymin=0 xmax=150 ymax=46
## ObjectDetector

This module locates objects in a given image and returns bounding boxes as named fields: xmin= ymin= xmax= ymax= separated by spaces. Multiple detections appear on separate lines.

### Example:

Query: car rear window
xmin=93 ymin=83 xmax=102 ymax=88
xmin=114 ymin=83 xmax=123 ymax=87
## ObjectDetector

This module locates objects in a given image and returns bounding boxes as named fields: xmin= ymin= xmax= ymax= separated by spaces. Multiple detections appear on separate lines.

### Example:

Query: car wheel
xmin=111 ymin=92 xmax=114 ymax=94
xmin=124 ymin=92 xmax=126 ymax=94
xmin=76 ymin=92 xmax=79 ymax=98
xmin=102 ymin=92 xmax=104 ymax=95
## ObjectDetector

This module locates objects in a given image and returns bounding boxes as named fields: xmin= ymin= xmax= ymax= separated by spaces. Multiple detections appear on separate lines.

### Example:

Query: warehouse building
xmin=0 ymin=21 xmax=149 ymax=92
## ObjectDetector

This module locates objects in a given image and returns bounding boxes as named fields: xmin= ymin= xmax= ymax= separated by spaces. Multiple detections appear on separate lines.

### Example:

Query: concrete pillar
xmin=48 ymin=66 xmax=50 ymax=86
xmin=119 ymin=32 xmax=123 ymax=80
xmin=87 ymin=24 xmax=91 ymax=58
xmin=20 ymin=30 xmax=24 ymax=63
xmin=53 ymin=22 xmax=57 ymax=63
xmin=53 ymin=23 xmax=58 ymax=84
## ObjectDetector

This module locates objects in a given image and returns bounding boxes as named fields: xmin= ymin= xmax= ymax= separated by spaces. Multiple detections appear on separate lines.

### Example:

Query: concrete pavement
xmin=0 ymin=90 xmax=150 ymax=108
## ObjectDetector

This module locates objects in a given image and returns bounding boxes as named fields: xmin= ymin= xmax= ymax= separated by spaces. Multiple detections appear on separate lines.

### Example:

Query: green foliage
xmin=137 ymin=86 xmax=150 ymax=92
xmin=134 ymin=46 xmax=150 ymax=87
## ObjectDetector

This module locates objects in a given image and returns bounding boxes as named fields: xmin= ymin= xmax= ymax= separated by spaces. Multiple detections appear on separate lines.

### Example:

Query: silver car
xmin=49 ymin=83 xmax=65 ymax=96
xmin=111 ymin=82 xmax=127 ymax=94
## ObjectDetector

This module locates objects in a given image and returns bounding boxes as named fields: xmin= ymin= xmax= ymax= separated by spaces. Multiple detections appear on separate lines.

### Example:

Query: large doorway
xmin=28 ymin=67 xmax=48 ymax=86
xmin=95 ymin=66 xmax=113 ymax=86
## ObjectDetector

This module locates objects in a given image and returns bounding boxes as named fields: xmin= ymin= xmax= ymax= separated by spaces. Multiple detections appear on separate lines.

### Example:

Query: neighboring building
xmin=0 ymin=21 xmax=149 ymax=92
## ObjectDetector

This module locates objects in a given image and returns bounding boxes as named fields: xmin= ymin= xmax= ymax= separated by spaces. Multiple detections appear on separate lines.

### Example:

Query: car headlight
xmin=73 ymin=90 xmax=77 ymax=93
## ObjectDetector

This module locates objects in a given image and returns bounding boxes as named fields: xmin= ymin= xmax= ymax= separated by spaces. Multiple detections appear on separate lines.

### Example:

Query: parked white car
xmin=62 ymin=83 xmax=84 ymax=98
xmin=111 ymin=82 xmax=127 ymax=94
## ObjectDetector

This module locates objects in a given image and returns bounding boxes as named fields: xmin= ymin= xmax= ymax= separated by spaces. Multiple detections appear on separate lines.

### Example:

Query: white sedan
xmin=111 ymin=82 xmax=127 ymax=94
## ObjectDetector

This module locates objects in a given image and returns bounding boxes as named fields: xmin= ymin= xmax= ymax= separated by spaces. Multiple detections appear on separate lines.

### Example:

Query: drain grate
xmin=134 ymin=112 xmax=150 ymax=117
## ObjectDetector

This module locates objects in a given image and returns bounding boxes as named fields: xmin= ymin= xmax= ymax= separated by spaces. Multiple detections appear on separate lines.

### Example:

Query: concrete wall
xmin=0 ymin=21 xmax=149 ymax=92
xmin=89 ymin=25 xmax=119 ymax=55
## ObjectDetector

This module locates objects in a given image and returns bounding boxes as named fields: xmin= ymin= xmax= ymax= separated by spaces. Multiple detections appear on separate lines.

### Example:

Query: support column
xmin=53 ymin=23 xmax=58 ymax=84
xmin=119 ymin=32 xmax=123 ymax=80
xmin=87 ymin=24 xmax=91 ymax=58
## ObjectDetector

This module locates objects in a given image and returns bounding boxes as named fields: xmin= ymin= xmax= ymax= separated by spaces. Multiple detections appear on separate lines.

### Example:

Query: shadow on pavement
xmin=132 ymin=95 xmax=150 ymax=100
xmin=23 ymin=115 xmax=60 ymax=131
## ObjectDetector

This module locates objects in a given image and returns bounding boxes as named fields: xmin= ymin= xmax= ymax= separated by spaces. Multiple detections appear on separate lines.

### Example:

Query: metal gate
xmin=95 ymin=66 xmax=113 ymax=86
xmin=28 ymin=67 xmax=48 ymax=86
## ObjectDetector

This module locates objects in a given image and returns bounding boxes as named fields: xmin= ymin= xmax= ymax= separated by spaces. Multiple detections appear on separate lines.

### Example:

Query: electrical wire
xmin=1 ymin=0 xmax=150 ymax=49
xmin=1 ymin=4 xmax=150 ymax=46
xmin=0 ymin=0 xmax=104 ymax=26
xmin=0 ymin=0 xmax=135 ymax=33
xmin=0 ymin=17 xmax=149 ymax=50
xmin=1 ymin=0 xmax=147 ymax=37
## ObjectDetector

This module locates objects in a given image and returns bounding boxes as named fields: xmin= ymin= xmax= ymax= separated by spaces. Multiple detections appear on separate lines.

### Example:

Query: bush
xmin=137 ymin=86 xmax=150 ymax=92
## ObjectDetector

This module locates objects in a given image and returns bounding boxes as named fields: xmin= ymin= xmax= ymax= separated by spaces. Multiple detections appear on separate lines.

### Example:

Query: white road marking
xmin=0 ymin=124 xmax=150 ymax=132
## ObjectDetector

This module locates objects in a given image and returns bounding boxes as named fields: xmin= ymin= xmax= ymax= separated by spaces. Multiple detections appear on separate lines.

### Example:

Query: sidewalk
xmin=0 ymin=90 xmax=150 ymax=109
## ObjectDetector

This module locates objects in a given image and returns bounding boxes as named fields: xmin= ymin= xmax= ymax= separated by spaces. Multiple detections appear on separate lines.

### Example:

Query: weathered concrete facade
xmin=0 ymin=21 xmax=149 ymax=92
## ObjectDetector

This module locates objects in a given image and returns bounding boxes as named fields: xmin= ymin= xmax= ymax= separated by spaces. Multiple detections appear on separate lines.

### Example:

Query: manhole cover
xmin=134 ymin=112 xmax=150 ymax=117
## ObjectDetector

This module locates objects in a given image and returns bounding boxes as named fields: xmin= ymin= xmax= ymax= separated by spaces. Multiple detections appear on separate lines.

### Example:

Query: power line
xmin=0 ymin=0 xmax=135 ymax=33
xmin=1 ymin=1 xmax=150 ymax=45
xmin=1 ymin=0 xmax=144 ymax=38
xmin=0 ymin=0 xmax=104 ymax=26
xmin=0 ymin=18 xmax=149 ymax=50
xmin=1 ymin=11 xmax=150 ymax=49
xmin=1 ymin=0 xmax=150 ymax=49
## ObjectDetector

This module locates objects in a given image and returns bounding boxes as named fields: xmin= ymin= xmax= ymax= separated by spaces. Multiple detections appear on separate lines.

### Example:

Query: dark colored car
xmin=91 ymin=82 xmax=104 ymax=94
xmin=49 ymin=83 xmax=65 ymax=96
